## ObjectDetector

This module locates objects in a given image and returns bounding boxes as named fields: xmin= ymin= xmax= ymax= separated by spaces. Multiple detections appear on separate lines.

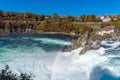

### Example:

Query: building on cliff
xmin=96 ymin=26 xmax=117 ymax=36
xmin=100 ymin=16 xmax=111 ymax=22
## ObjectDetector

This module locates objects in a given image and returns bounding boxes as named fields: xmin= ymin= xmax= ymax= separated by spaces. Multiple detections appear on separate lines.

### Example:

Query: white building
xmin=97 ymin=26 xmax=115 ymax=36
xmin=100 ymin=16 xmax=111 ymax=22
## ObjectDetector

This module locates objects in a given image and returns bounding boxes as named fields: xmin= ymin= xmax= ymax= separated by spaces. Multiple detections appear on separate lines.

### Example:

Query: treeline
xmin=0 ymin=20 xmax=76 ymax=34
xmin=0 ymin=11 xmax=101 ymax=22
xmin=0 ymin=11 xmax=45 ymax=21
xmin=0 ymin=21 xmax=36 ymax=33
xmin=1 ymin=10 xmax=120 ymax=22
xmin=1 ymin=11 xmax=120 ymax=35
xmin=0 ymin=12 xmax=94 ymax=35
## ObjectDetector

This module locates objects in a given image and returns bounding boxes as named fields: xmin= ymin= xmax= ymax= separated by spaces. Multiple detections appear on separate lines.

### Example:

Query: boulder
xmin=77 ymin=32 xmax=91 ymax=47
xmin=65 ymin=32 xmax=91 ymax=52
xmin=64 ymin=32 xmax=101 ymax=54
xmin=79 ymin=44 xmax=91 ymax=55
xmin=92 ymin=40 xmax=101 ymax=50
xmin=63 ymin=44 xmax=78 ymax=52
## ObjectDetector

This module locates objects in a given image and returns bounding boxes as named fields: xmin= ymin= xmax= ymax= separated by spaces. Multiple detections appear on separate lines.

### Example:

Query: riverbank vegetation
xmin=0 ymin=65 xmax=33 ymax=80
xmin=0 ymin=10 xmax=120 ymax=36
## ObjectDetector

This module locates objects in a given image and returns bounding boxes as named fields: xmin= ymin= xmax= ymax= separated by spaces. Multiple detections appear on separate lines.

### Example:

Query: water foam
xmin=23 ymin=37 xmax=71 ymax=46
xmin=52 ymin=40 xmax=120 ymax=80
xmin=0 ymin=35 xmax=70 ymax=80
xmin=1 ymin=35 xmax=120 ymax=80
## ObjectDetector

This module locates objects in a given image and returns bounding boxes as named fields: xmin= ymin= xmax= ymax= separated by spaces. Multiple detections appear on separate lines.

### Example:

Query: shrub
xmin=0 ymin=65 xmax=33 ymax=80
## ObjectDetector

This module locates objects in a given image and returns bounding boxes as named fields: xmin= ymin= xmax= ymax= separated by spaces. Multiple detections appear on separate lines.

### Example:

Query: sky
xmin=0 ymin=0 xmax=120 ymax=16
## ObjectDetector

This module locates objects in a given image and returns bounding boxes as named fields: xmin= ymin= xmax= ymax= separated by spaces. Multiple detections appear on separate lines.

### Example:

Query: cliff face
xmin=65 ymin=32 xmax=101 ymax=55
xmin=78 ymin=32 xmax=93 ymax=55
xmin=80 ymin=44 xmax=91 ymax=55
xmin=77 ymin=32 xmax=92 ymax=46
xmin=64 ymin=32 xmax=90 ymax=51
xmin=77 ymin=35 xmax=88 ymax=47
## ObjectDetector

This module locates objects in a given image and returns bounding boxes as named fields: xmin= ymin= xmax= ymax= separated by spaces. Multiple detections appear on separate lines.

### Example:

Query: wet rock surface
xmin=65 ymin=32 xmax=101 ymax=55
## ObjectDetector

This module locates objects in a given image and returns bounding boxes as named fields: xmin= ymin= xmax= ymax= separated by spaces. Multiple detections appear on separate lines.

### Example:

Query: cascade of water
xmin=52 ymin=40 xmax=120 ymax=80
xmin=0 ymin=35 xmax=71 ymax=80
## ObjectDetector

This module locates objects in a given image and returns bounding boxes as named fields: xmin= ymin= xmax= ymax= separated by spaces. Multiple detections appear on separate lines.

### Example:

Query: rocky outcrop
xmin=79 ymin=40 xmax=101 ymax=55
xmin=64 ymin=32 xmax=91 ymax=51
xmin=77 ymin=32 xmax=91 ymax=47
xmin=79 ymin=44 xmax=91 ymax=55
xmin=64 ymin=44 xmax=78 ymax=52
xmin=64 ymin=32 xmax=101 ymax=55
xmin=91 ymin=40 xmax=101 ymax=50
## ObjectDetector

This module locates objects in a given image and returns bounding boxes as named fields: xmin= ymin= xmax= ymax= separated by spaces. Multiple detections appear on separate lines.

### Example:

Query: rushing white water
xmin=34 ymin=38 xmax=71 ymax=45
xmin=1 ymin=35 xmax=120 ymax=80
xmin=23 ymin=37 xmax=71 ymax=46
xmin=52 ymin=40 xmax=120 ymax=80
xmin=0 ymin=35 xmax=71 ymax=80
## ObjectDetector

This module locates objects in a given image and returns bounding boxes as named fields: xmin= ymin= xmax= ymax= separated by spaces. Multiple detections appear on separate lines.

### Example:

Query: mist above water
xmin=52 ymin=40 xmax=120 ymax=80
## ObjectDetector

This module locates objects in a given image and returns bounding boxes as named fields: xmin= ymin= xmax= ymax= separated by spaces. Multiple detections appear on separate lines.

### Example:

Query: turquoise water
xmin=0 ymin=34 xmax=71 ymax=80
xmin=0 ymin=34 xmax=120 ymax=80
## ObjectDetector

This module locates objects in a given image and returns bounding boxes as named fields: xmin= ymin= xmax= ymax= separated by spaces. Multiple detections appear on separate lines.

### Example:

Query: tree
xmin=37 ymin=15 xmax=45 ymax=21
xmin=52 ymin=13 xmax=60 ymax=22
xmin=0 ymin=65 xmax=33 ymax=80
xmin=35 ymin=21 xmax=48 ymax=31
xmin=23 ymin=12 xmax=33 ymax=20
xmin=66 ymin=16 xmax=74 ymax=22
xmin=0 ymin=10 xmax=3 ymax=18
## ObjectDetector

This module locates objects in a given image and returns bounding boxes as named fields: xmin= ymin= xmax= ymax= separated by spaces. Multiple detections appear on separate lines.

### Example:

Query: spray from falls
xmin=0 ymin=35 xmax=120 ymax=80
xmin=52 ymin=40 xmax=120 ymax=80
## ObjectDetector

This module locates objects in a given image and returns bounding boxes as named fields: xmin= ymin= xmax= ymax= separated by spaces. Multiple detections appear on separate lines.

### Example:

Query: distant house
xmin=97 ymin=26 xmax=116 ymax=36
xmin=100 ymin=16 xmax=111 ymax=22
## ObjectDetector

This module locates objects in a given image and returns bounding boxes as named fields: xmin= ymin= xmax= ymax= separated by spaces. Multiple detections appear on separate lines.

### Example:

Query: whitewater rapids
xmin=0 ymin=34 xmax=120 ymax=80
xmin=52 ymin=40 xmax=120 ymax=80
xmin=0 ymin=34 xmax=71 ymax=80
